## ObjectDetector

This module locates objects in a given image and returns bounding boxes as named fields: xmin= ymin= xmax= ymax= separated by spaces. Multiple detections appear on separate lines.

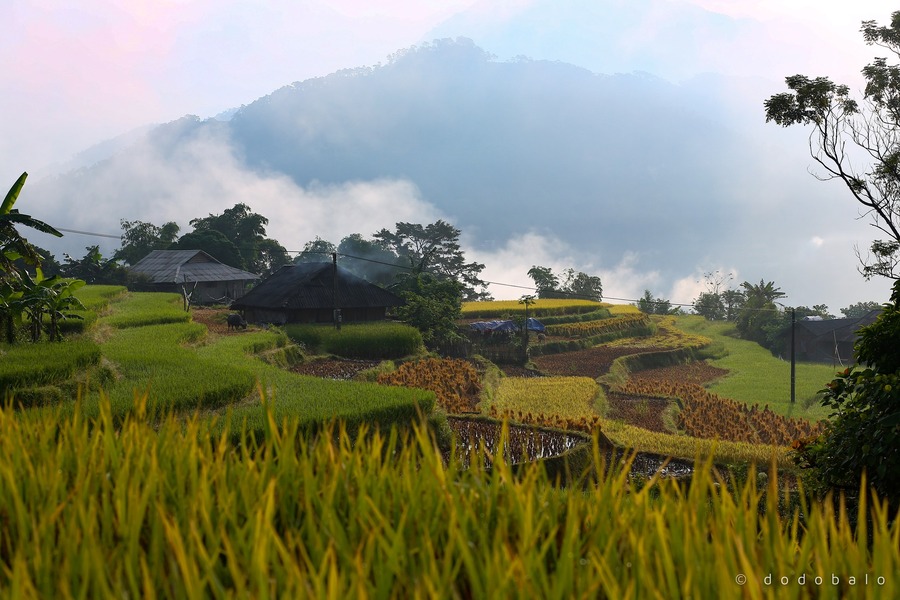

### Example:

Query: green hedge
xmin=285 ymin=322 xmax=423 ymax=359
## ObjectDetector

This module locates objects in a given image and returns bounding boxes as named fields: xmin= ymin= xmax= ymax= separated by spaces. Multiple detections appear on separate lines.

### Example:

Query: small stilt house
xmin=231 ymin=262 xmax=403 ymax=324
xmin=129 ymin=250 xmax=259 ymax=304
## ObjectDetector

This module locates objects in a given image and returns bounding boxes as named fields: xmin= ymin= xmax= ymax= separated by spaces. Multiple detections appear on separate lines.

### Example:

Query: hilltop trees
xmin=114 ymin=220 xmax=180 ymax=266
xmin=735 ymin=280 xmax=786 ymax=347
xmin=526 ymin=266 xmax=603 ymax=301
xmin=187 ymin=203 xmax=290 ymax=275
xmin=841 ymin=300 xmax=881 ymax=318
xmin=295 ymin=237 xmax=336 ymax=263
xmin=637 ymin=290 xmax=672 ymax=315
xmin=116 ymin=205 xmax=291 ymax=276
xmin=337 ymin=233 xmax=399 ymax=287
xmin=692 ymin=271 xmax=742 ymax=321
xmin=765 ymin=10 xmax=900 ymax=280
xmin=60 ymin=246 xmax=127 ymax=285
xmin=373 ymin=220 xmax=489 ymax=301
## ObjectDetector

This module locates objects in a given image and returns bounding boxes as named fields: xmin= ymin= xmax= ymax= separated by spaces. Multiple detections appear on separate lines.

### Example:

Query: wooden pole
xmin=790 ymin=308 xmax=796 ymax=404
xmin=332 ymin=252 xmax=341 ymax=330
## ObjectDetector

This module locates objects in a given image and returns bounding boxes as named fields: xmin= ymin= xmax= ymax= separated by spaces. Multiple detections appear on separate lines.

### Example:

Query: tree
xmin=393 ymin=272 xmax=464 ymax=348
xmin=693 ymin=292 xmax=726 ymax=321
xmin=637 ymin=290 xmax=672 ymax=315
xmin=188 ymin=203 xmax=273 ymax=273
xmin=60 ymin=246 xmax=127 ymax=285
xmin=795 ymin=279 xmax=900 ymax=502
xmin=337 ymin=233 xmax=401 ymax=287
xmin=527 ymin=265 xmax=603 ymax=301
xmin=560 ymin=268 xmax=603 ymax=302
xmin=811 ymin=304 xmax=835 ymax=320
xmin=527 ymin=265 xmax=562 ymax=298
xmin=295 ymin=237 xmax=336 ymax=263
xmin=373 ymin=220 xmax=488 ymax=300
xmin=12 ymin=245 xmax=61 ymax=278
xmin=256 ymin=238 xmax=291 ymax=277
xmin=692 ymin=270 xmax=736 ymax=320
xmin=170 ymin=230 xmax=243 ymax=270
xmin=841 ymin=300 xmax=881 ymax=318
xmin=722 ymin=289 xmax=746 ymax=321
xmin=34 ymin=274 xmax=86 ymax=342
xmin=114 ymin=219 xmax=180 ymax=265
xmin=764 ymin=11 xmax=900 ymax=279
xmin=735 ymin=279 xmax=785 ymax=347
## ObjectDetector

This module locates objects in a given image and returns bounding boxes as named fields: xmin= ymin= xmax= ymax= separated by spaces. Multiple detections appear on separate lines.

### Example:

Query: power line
xmin=42 ymin=226 xmax=786 ymax=312
xmin=55 ymin=227 xmax=122 ymax=239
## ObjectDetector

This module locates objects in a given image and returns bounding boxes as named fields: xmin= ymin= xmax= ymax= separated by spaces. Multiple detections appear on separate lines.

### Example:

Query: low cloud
xmin=28 ymin=128 xmax=443 ymax=258
xmin=668 ymin=266 xmax=741 ymax=310
xmin=471 ymin=234 xmax=661 ymax=304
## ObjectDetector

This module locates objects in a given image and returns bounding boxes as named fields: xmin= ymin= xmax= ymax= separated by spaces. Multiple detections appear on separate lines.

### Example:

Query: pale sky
xmin=2 ymin=0 xmax=885 ymax=178
xmin=2 ymin=0 xmax=896 ymax=309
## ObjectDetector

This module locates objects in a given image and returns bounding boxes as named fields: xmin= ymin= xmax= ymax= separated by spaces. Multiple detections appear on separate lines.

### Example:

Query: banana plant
xmin=1 ymin=172 xmax=62 ymax=282
xmin=16 ymin=269 xmax=86 ymax=342
xmin=42 ymin=275 xmax=86 ymax=342
xmin=0 ymin=280 xmax=24 ymax=343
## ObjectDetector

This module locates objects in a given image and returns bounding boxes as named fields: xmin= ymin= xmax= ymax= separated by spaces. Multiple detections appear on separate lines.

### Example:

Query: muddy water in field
xmin=445 ymin=417 xmax=693 ymax=479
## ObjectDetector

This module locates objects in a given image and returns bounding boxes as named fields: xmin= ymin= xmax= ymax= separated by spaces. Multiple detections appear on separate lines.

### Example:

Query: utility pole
xmin=332 ymin=252 xmax=341 ymax=331
xmin=790 ymin=307 xmax=795 ymax=404
xmin=518 ymin=295 xmax=535 ymax=365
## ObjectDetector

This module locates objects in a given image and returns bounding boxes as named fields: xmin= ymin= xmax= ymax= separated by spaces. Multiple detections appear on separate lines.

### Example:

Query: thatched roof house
xmin=794 ymin=310 xmax=881 ymax=364
xmin=129 ymin=250 xmax=259 ymax=304
xmin=231 ymin=262 xmax=403 ymax=324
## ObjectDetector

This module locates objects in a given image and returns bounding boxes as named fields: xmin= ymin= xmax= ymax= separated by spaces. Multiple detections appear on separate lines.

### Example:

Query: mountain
xmin=27 ymin=37 xmax=862 ymax=305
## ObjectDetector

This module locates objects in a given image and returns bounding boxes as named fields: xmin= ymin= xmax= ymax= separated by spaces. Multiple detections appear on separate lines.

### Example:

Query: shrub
xmin=285 ymin=322 xmax=422 ymax=359
xmin=795 ymin=279 xmax=900 ymax=502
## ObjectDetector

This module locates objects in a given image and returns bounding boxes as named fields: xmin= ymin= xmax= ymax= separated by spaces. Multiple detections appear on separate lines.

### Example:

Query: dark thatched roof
xmin=232 ymin=262 xmax=403 ymax=310
xmin=130 ymin=250 xmax=259 ymax=284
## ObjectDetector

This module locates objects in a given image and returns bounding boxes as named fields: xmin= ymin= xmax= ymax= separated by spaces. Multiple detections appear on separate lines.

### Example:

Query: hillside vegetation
xmin=2 ymin=291 xmax=895 ymax=597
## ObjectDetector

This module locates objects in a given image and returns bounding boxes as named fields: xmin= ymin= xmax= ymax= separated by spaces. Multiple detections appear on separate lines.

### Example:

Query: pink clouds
xmin=0 ymin=0 xmax=474 ymax=180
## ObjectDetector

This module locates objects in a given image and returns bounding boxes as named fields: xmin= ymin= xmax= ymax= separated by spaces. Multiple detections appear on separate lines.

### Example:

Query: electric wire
xmin=41 ymin=226 xmax=786 ymax=312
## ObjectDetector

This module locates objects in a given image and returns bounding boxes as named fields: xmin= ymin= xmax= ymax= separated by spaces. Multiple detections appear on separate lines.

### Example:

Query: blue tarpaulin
xmin=469 ymin=318 xmax=545 ymax=333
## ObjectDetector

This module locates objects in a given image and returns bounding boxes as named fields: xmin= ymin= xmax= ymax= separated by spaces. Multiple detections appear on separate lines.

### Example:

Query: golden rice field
xmin=489 ymin=376 xmax=605 ymax=433
xmin=1 ymin=402 xmax=897 ymax=598
xmin=461 ymin=298 xmax=605 ymax=317
xmin=605 ymin=315 xmax=712 ymax=350
xmin=545 ymin=313 xmax=651 ymax=338
xmin=615 ymin=373 xmax=824 ymax=447
xmin=377 ymin=357 xmax=482 ymax=414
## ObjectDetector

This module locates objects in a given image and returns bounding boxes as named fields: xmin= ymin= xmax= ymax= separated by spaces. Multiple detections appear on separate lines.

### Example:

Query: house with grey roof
xmin=231 ymin=262 xmax=403 ymax=324
xmin=129 ymin=250 xmax=259 ymax=304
